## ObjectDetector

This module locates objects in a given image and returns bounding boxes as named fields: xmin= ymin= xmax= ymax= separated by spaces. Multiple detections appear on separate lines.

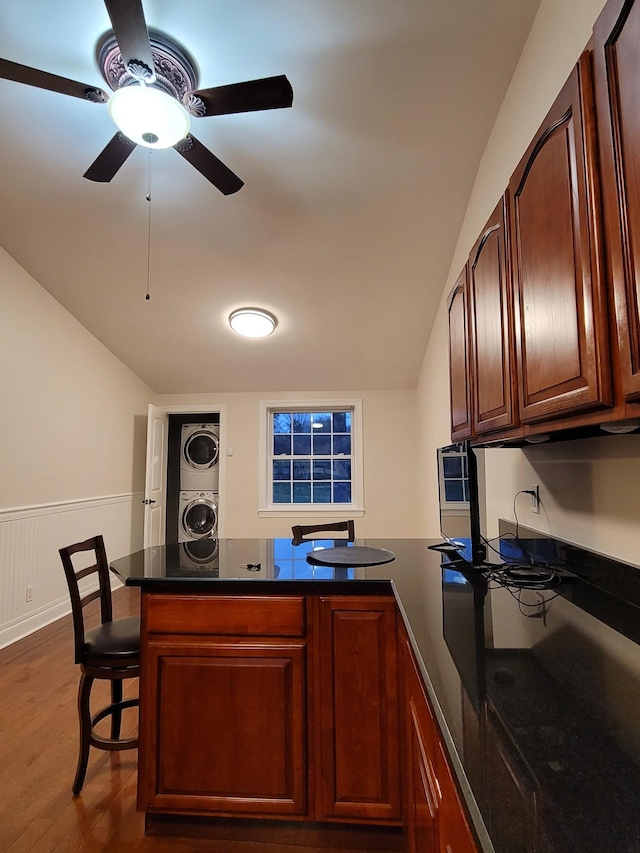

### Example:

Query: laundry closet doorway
xmin=143 ymin=404 xmax=226 ymax=547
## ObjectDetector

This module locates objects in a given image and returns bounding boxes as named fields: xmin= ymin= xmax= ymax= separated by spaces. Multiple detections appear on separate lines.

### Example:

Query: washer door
xmin=183 ymin=429 xmax=219 ymax=470
xmin=183 ymin=538 xmax=219 ymax=563
xmin=182 ymin=498 xmax=218 ymax=539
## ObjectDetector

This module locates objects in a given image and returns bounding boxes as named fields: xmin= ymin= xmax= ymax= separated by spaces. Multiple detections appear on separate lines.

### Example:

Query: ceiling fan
xmin=0 ymin=0 xmax=293 ymax=194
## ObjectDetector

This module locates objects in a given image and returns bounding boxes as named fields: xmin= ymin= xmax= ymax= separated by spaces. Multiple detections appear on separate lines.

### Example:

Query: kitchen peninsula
xmin=111 ymin=533 xmax=640 ymax=852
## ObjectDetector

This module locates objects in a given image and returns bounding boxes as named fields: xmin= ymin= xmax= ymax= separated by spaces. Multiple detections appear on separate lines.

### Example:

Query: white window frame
xmin=258 ymin=399 xmax=364 ymax=517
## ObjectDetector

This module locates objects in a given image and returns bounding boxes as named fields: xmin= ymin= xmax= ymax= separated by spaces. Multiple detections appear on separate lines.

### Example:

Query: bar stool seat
xmin=59 ymin=535 xmax=140 ymax=795
xmin=84 ymin=616 xmax=140 ymax=663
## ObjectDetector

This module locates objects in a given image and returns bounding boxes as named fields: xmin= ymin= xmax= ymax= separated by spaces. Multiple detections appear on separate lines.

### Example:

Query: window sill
xmin=258 ymin=507 xmax=365 ymax=518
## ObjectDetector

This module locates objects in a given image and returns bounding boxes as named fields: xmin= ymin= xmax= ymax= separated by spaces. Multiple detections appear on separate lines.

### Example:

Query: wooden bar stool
xmin=291 ymin=520 xmax=355 ymax=545
xmin=59 ymin=535 xmax=140 ymax=795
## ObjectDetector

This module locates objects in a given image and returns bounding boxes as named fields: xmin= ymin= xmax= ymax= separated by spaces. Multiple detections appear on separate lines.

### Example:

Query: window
xmin=438 ymin=444 xmax=470 ymax=507
xmin=259 ymin=400 xmax=363 ymax=515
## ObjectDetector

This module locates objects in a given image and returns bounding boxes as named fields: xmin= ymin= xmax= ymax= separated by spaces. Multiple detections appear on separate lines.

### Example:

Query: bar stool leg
xmin=73 ymin=673 xmax=93 ymax=796
xmin=111 ymin=678 xmax=123 ymax=739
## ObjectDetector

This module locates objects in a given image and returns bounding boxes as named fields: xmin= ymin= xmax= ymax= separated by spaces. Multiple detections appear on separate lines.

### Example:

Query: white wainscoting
xmin=0 ymin=492 xmax=145 ymax=649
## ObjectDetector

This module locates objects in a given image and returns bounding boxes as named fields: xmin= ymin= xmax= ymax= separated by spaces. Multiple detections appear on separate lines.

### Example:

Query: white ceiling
xmin=0 ymin=0 xmax=540 ymax=394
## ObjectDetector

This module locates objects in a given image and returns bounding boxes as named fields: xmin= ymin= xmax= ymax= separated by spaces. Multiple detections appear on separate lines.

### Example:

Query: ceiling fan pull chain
xmin=145 ymin=148 xmax=152 ymax=301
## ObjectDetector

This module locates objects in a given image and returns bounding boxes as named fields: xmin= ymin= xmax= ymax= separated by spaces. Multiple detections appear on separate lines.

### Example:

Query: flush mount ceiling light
xmin=107 ymin=84 xmax=190 ymax=148
xmin=229 ymin=309 xmax=277 ymax=338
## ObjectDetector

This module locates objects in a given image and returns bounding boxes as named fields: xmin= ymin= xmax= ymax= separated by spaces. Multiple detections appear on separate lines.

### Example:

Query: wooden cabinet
xmin=139 ymin=592 xmax=403 ymax=826
xmin=594 ymin=0 xmax=640 ymax=404
xmin=508 ymin=53 xmax=612 ymax=424
xmin=468 ymin=196 xmax=519 ymax=435
xmin=448 ymin=266 xmax=474 ymax=441
xmin=138 ymin=594 xmax=308 ymax=817
xmin=315 ymin=596 xmax=401 ymax=823
xmin=401 ymin=630 xmax=478 ymax=853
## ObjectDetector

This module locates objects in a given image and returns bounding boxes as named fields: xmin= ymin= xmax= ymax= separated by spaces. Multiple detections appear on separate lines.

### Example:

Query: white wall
xmin=155 ymin=389 xmax=422 ymax=539
xmin=0 ymin=247 xmax=153 ymax=646
xmin=417 ymin=0 xmax=640 ymax=568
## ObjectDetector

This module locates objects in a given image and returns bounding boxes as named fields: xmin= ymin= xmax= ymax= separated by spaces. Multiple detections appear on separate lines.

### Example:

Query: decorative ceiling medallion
xmin=97 ymin=29 xmax=199 ymax=100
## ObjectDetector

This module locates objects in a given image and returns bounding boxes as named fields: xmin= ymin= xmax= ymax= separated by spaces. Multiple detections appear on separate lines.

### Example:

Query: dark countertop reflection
xmin=111 ymin=532 xmax=640 ymax=853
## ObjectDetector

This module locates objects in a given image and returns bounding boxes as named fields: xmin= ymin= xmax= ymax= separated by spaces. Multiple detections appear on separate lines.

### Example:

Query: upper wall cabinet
xmin=448 ymin=266 xmax=473 ymax=441
xmin=593 ymin=0 xmax=640 ymax=403
xmin=508 ymin=54 xmax=612 ymax=424
xmin=468 ymin=196 xmax=519 ymax=436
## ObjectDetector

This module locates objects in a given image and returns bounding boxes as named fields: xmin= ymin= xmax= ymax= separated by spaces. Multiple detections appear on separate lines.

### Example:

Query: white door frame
xmin=144 ymin=403 xmax=227 ymax=544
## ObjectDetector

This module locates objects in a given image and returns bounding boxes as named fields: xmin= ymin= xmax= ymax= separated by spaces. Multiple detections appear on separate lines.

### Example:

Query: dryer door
xmin=182 ymin=498 xmax=218 ymax=539
xmin=184 ymin=428 xmax=219 ymax=470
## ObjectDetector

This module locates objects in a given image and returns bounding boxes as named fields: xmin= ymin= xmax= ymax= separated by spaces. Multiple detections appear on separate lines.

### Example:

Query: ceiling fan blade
xmin=103 ymin=0 xmax=156 ymax=83
xmin=0 ymin=57 xmax=108 ymax=102
xmin=174 ymin=135 xmax=244 ymax=195
xmin=83 ymin=133 xmax=137 ymax=182
xmin=186 ymin=75 xmax=293 ymax=117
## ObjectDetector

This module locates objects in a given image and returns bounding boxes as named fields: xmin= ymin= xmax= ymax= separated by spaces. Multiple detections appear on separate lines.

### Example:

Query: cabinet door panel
xmin=317 ymin=597 xmax=401 ymax=822
xmin=594 ymin=0 xmax=640 ymax=402
xmin=469 ymin=197 xmax=518 ymax=434
xmin=448 ymin=267 xmax=473 ymax=441
xmin=509 ymin=55 xmax=611 ymax=423
xmin=140 ymin=639 xmax=307 ymax=816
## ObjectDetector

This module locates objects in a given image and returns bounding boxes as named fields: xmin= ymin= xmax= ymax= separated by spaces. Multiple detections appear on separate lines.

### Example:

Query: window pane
xmin=273 ymin=460 xmax=291 ymax=480
xmin=293 ymin=434 xmax=311 ymax=455
xmin=313 ymin=460 xmax=331 ymax=480
xmin=313 ymin=483 xmax=331 ymax=503
xmin=293 ymin=482 xmax=311 ymax=503
xmin=333 ymin=482 xmax=351 ymax=503
xmin=273 ymin=482 xmax=291 ymax=503
xmin=312 ymin=412 xmax=331 ymax=433
xmin=333 ymin=459 xmax=351 ymax=480
xmin=333 ymin=434 xmax=351 ymax=455
xmin=274 ymin=434 xmax=291 ymax=456
xmin=313 ymin=434 xmax=331 ymax=455
xmin=273 ymin=413 xmax=291 ymax=434
xmin=333 ymin=412 xmax=349 ymax=433
xmin=293 ymin=412 xmax=311 ymax=433
xmin=293 ymin=460 xmax=311 ymax=480
xmin=444 ymin=480 xmax=464 ymax=502
xmin=443 ymin=456 xmax=462 ymax=478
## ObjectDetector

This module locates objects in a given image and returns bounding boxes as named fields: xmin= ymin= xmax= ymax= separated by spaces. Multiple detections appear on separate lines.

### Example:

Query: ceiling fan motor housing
xmin=97 ymin=29 xmax=199 ymax=103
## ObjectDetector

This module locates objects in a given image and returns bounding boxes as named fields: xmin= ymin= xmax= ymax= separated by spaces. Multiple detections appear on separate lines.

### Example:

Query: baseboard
xmin=0 ymin=595 xmax=71 ymax=650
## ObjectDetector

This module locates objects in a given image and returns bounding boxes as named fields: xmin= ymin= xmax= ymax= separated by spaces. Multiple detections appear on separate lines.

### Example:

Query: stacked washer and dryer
xmin=178 ymin=423 xmax=220 ymax=570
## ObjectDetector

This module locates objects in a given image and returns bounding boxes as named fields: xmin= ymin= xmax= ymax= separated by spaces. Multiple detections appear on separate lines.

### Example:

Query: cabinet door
xmin=594 ymin=0 xmax=640 ymax=403
xmin=402 ymin=635 xmax=440 ymax=853
xmin=509 ymin=54 xmax=611 ymax=423
xmin=448 ymin=266 xmax=474 ymax=441
xmin=436 ymin=742 xmax=478 ymax=853
xmin=139 ymin=637 xmax=307 ymax=817
xmin=316 ymin=596 xmax=401 ymax=823
xmin=468 ymin=196 xmax=519 ymax=435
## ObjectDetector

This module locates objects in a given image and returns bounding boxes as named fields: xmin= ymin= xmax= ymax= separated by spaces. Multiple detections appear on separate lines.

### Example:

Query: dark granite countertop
xmin=111 ymin=532 xmax=640 ymax=853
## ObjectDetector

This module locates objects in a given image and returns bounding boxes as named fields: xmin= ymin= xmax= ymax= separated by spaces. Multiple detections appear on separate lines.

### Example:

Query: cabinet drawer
xmin=145 ymin=594 xmax=306 ymax=637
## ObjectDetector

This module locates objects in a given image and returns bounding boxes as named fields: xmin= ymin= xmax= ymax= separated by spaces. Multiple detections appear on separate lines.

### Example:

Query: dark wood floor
xmin=0 ymin=586 xmax=404 ymax=853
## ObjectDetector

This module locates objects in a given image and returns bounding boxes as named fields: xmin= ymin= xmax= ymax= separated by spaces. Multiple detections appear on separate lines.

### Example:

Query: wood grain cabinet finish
xmin=508 ymin=53 xmax=612 ymax=424
xmin=138 ymin=596 xmax=307 ymax=816
xmin=448 ymin=266 xmax=474 ymax=441
xmin=316 ymin=596 xmax=401 ymax=823
xmin=401 ymin=632 xmax=478 ymax=853
xmin=468 ymin=196 xmax=519 ymax=435
xmin=594 ymin=0 xmax=640 ymax=403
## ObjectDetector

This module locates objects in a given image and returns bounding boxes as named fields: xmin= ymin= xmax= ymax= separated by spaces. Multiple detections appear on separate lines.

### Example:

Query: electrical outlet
xmin=25 ymin=585 xmax=34 ymax=603
xmin=529 ymin=484 xmax=540 ymax=514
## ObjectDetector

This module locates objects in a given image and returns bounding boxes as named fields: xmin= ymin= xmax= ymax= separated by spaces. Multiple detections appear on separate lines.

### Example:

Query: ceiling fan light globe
xmin=108 ymin=85 xmax=190 ymax=149
xmin=229 ymin=309 xmax=277 ymax=338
